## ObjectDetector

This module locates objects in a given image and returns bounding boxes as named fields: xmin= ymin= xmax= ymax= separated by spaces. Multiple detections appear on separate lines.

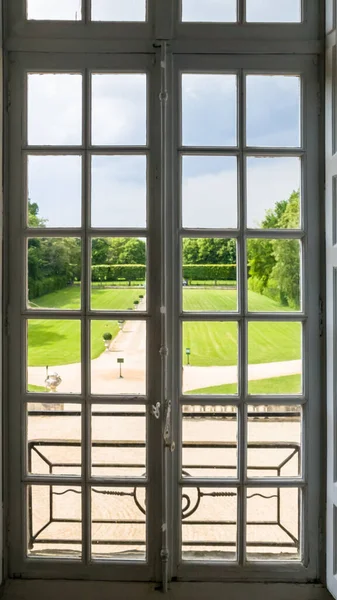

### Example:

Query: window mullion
xmin=237 ymin=68 xmax=247 ymax=567
xmin=81 ymin=66 xmax=91 ymax=566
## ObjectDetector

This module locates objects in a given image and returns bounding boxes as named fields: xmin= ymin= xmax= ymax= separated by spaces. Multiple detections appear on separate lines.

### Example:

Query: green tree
xmin=28 ymin=202 xmax=81 ymax=299
xmin=107 ymin=238 xmax=146 ymax=265
xmin=271 ymin=192 xmax=300 ymax=308
xmin=116 ymin=238 xmax=146 ymax=264
xmin=182 ymin=238 xmax=236 ymax=265
xmin=28 ymin=201 xmax=47 ymax=228
xmin=247 ymin=190 xmax=300 ymax=308
xmin=247 ymin=199 xmax=288 ymax=288
xmin=92 ymin=238 xmax=111 ymax=265
xmin=182 ymin=238 xmax=199 ymax=264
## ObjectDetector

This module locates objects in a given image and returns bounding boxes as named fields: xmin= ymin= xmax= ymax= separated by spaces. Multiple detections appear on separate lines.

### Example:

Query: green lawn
xmin=91 ymin=288 xmax=144 ymax=310
xmin=29 ymin=286 xmax=144 ymax=311
xmin=187 ymin=374 xmax=301 ymax=395
xmin=29 ymin=286 xmax=81 ymax=310
xmin=28 ymin=287 xmax=140 ymax=367
xmin=28 ymin=286 xmax=301 ymax=368
xmin=183 ymin=320 xmax=301 ymax=367
xmin=28 ymin=384 xmax=47 ymax=393
xmin=183 ymin=289 xmax=293 ymax=312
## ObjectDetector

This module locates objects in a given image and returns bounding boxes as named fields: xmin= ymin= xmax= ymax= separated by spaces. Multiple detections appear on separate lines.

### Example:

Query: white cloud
xmin=28 ymin=156 xmax=82 ymax=228
xmin=27 ymin=0 xmax=81 ymax=20
xmin=182 ymin=74 xmax=237 ymax=147
xmin=183 ymin=156 xmax=237 ymax=228
xmin=92 ymin=74 xmax=147 ymax=146
xmin=182 ymin=0 xmax=236 ymax=22
xmin=182 ymin=156 xmax=300 ymax=230
xmin=91 ymin=0 xmax=146 ymax=21
xmin=246 ymin=0 xmax=301 ymax=22
xmin=247 ymin=157 xmax=301 ymax=227
xmin=246 ymin=76 xmax=300 ymax=147
xmin=91 ymin=155 xmax=146 ymax=228
xmin=28 ymin=74 xmax=82 ymax=145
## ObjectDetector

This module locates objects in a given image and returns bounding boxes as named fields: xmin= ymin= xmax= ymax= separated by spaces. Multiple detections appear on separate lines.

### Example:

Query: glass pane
xmin=91 ymin=487 xmax=146 ymax=559
xmin=182 ymin=156 xmax=237 ymax=228
xmin=90 ymin=320 xmax=146 ymax=395
xmin=247 ymin=239 xmax=301 ymax=312
xmin=27 ymin=485 xmax=82 ymax=558
xmin=91 ymin=238 xmax=146 ymax=310
xmin=91 ymin=405 xmax=146 ymax=477
xmin=246 ymin=157 xmax=301 ymax=229
xmin=182 ymin=322 xmax=238 ymax=395
xmin=28 ymin=74 xmax=82 ymax=146
xmin=246 ymin=487 xmax=300 ymax=560
xmin=246 ymin=0 xmax=301 ymax=22
xmin=92 ymin=74 xmax=147 ymax=146
xmin=247 ymin=322 xmax=302 ymax=395
xmin=27 ymin=0 xmax=81 ymax=20
xmin=27 ymin=238 xmax=81 ymax=310
xmin=27 ymin=320 xmax=81 ymax=394
xmin=91 ymin=0 xmax=146 ymax=21
xmin=182 ymin=74 xmax=237 ymax=147
xmin=182 ymin=406 xmax=237 ymax=477
xmin=91 ymin=156 xmax=146 ymax=228
xmin=27 ymin=156 xmax=82 ymax=228
xmin=182 ymin=238 xmax=237 ymax=312
xmin=246 ymin=75 xmax=301 ymax=148
xmin=27 ymin=404 xmax=81 ymax=476
xmin=182 ymin=487 xmax=237 ymax=561
xmin=247 ymin=405 xmax=302 ymax=478
xmin=182 ymin=0 xmax=236 ymax=22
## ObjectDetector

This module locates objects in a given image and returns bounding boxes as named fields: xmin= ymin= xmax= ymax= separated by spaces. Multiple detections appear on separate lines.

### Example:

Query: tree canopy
xmin=248 ymin=190 xmax=300 ymax=309
xmin=182 ymin=238 xmax=236 ymax=265
xmin=28 ymin=201 xmax=147 ymax=298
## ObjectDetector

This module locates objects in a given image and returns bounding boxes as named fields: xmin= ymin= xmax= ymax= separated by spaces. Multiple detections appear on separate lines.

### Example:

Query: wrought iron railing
xmin=27 ymin=410 xmax=300 ymax=557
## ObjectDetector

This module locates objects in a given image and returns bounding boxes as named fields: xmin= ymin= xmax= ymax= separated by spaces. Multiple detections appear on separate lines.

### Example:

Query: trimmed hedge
xmin=91 ymin=264 xmax=237 ymax=283
xmin=29 ymin=276 xmax=70 ymax=300
xmin=92 ymin=264 xmax=146 ymax=282
xmin=29 ymin=264 xmax=238 ymax=299
xmin=183 ymin=264 xmax=237 ymax=282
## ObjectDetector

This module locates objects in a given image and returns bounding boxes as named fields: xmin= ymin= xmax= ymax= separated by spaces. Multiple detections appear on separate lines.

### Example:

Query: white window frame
xmin=169 ymin=53 xmax=321 ymax=582
xmin=2 ymin=0 xmax=325 ymax=591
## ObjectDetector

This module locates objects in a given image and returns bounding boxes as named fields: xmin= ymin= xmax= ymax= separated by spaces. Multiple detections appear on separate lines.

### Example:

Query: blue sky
xmin=27 ymin=71 xmax=301 ymax=230
xmin=26 ymin=3 xmax=302 ymax=231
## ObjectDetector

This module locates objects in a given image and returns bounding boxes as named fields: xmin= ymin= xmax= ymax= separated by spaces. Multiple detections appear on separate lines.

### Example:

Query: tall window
xmin=5 ymin=0 xmax=322 ymax=588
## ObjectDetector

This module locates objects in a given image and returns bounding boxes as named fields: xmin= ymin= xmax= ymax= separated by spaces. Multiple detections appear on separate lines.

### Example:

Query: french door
xmin=6 ymin=48 xmax=321 ymax=585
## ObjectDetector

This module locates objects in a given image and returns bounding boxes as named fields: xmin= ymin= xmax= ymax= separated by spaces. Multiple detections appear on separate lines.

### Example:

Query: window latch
xmin=151 ymin=402 xmax=161 ymax=419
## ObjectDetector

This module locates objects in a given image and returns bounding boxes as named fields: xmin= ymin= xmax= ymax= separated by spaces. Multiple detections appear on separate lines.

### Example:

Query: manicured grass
xmin=91 ymin=288 xmax=145 ymax=310
xmin=187 ymin=374 xmax=301 ymax=395
xmin=28 ymin=285 xmax=300 ymax=368
xmin=28 ymin=319 xmax=121 ymax=366
xmin=29 ymin=286 xmax=81 ymax=310
xmin=28 ymin=384 xmax=47 ymax=393
xmin=29 ymin=286 xmax=144 ymax=311
xmin=183 ymin=289 xmax=293 ymax=312
xmin=183 ymin=289 xmax=238 ymax=312
xmin=183 ymin=320 xmax=301 ymax=367
xmin=28 ymin=287 xmax=140 ymax=367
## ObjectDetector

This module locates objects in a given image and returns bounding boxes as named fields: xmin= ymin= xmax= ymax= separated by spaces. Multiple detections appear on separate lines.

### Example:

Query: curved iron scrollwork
xmin=28 ymin=437 xmax=300 ymax=554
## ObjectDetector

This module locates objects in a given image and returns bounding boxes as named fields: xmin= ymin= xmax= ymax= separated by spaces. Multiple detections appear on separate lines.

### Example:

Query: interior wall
xmin=0 ymin=582 xmax=333 ymax=600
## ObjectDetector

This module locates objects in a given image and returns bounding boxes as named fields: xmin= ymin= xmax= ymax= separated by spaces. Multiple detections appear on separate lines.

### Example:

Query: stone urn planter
xmin=103 ymin=331 xmax=113 ymax=350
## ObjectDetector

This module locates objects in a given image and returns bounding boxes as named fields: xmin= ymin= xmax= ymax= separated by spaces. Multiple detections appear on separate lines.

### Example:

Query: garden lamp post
xmin=186 ymin=347 xmax=191 ymax=366
xmin=117 ymin=357 xmax=124 ymax=378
